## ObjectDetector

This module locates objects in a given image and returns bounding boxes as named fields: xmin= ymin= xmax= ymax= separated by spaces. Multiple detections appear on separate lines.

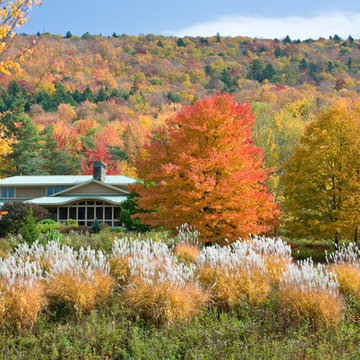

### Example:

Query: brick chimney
xmin=93 ymin=161 xmax=106 ymax=182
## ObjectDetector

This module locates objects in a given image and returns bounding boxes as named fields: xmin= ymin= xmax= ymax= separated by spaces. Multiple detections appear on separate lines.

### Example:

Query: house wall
xmin=15 ymin=187 xmax=46 ymax=199
xmin=64 ymin=182 xmax=123 ymax=195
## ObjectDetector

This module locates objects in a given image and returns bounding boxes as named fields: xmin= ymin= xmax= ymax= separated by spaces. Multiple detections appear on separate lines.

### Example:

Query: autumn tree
xmin=0 ymin=0 xmax=42 ymax=74
xmin=132 ymin=93 xmax=279 ymax=244
xmin=282 ymin=100 xmax=360 ymax=244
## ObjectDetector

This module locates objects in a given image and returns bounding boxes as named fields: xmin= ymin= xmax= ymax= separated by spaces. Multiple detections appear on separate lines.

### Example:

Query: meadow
xmin=0 ymin=226 xmax=360 ymax=359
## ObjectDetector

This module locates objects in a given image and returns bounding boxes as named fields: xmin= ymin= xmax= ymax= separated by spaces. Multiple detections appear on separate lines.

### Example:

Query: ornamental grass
xmin=174 ymin=242 xmax=200 ymax=263
xmin=327 ymin=243 xmax=360 ymax=305
xmin=0 ymin=257 xmax=46 ymax=331
xmin=122 ymin=277 xmax=208 ymax=325
xmin=196 ymin=243 xmax=271 ymax=309
xmin=119 ymin=238 xmax=208 ymax=324
xmin=279 ymin=260 xmax=343 ymax=328
xmin=45 ymin=243 xmax=114 ymax=315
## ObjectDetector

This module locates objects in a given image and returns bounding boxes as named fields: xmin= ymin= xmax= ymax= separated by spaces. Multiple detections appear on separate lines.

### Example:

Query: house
xmin=0 ymin=161 xmax=136 ymax=227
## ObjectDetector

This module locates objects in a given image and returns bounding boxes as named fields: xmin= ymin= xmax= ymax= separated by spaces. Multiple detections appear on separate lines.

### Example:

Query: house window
xmin=1 ymin=187 xmax=15 ymax=198
xmin=57 ymin=201 xmax=122 ymax=227
xmin=47 ymin=186 xmax=67 ymax=196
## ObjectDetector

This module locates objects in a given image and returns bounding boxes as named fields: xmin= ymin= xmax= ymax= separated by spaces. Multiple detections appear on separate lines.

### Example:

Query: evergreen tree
xmin=52 ymin=82 xmax=76 ymax=108
xmin=41 ymin=126 xmax=80 ymax=175
xmin=250 ymin=58 xmax=265 ymax=81
xmin=118 ymin=193 xmax=152 ymax=232
xmin=91 ymin=218 xmax=101 ymax=233
xmin=65 ymin=31 xmax=72 ymax=39
xmin=83 ymin=86 xmax=95 ymax=102
xmin=36 ymin=90 xmax=54 ymax=111
xmin=177 ymin=38 xmax=186 ymax=47
xmin=283 ymin=35 xmax=292 ymax=44
xmin=81 ymin=32 xmax=93 ymax=40
xmin=299 ymin=58 xmax=308 ymax=70
xmin=327 ymin=61 xmax=334 ymax=73
xmin=262 ymin=64 xmax=276 ymax=81
xmin=96 ymin=88 xmax=108 ymax=102
xmin=72 ymin=89 xmax=85 ymax=103
xmin=1 ymin=111 xmax=44 ymax=175
xmin=216 ymin=32 xmax=221 ymax=42
xmin=274 ymin=47 xmax=282 ymax=57
xmin=20 ymin=208 xmax=39 ymax=244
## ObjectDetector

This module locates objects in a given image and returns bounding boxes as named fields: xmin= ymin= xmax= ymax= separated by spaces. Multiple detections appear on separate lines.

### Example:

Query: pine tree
xmin=41 ymin=126 xmax=80 ymax=175
xmin=20 ymin=208 xmax=40 ymax=244
xmin=1 ymin=111 xmax=44 ymax=175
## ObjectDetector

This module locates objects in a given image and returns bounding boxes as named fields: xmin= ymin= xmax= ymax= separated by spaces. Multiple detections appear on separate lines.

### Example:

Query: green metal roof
xmin=26 ymin=195 xmax=128 ymax=206
xmin=0 ymin=175 xmax=137 ymax=187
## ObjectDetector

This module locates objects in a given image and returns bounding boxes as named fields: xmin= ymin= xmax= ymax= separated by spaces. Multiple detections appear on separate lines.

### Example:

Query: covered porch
xmin=28 ymin=195 xmax=128 ymax=227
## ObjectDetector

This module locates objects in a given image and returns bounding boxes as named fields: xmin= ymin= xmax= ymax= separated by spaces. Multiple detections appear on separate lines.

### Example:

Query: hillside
xmin=0 ymin=33 xmax=359 ymax=189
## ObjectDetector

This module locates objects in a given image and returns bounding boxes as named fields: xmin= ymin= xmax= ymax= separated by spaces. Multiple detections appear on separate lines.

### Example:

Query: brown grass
xmin=264 ymin=256 xmax=292 ymax=285
xmin=174 ymin=243 xmax=200 ymax=263
xmin=109 ymin=256 xmax=132 ymax=285
xmin=197 ymin=264 xmax=271 ymax=309
xmin=0 ymin=280 xmax=46 ymax=331
xmin=122 ymin=276 xmax=208 ymax=324
xmin=331 ymin=263 xmax=360 ymax=302
xmin=46 ymin=270 xmax=114 ymax=315
xmin=278 ymin=285 xmax=344 ymax=328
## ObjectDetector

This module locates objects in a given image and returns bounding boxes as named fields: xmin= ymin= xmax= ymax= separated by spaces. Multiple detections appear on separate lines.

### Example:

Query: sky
xmin=20 ymin=0 xmax=360 ymax=40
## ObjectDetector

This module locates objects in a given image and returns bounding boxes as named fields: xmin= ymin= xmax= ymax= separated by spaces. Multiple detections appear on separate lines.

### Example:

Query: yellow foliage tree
xmin=0 ymin=0 xmax=42 ymax=74
xmin=282 ymin=100 xmax=360 ymax=244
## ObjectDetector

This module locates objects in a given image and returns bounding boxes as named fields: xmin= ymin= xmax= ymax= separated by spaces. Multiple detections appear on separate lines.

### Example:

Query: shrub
xmin=36 ymin=219 xmax=60 ymax=233
xmin=0 ymin=202 xmax=48 ymax=236
xmin=19 ymin=208 xmax=40 ymax=244
xmin=91 ymin=218 xmax=101 ymax=233
xmin=58 ymin=225 xmax=89 ymax=234
xmin=279 ymin=260 xmax=343 ymax=328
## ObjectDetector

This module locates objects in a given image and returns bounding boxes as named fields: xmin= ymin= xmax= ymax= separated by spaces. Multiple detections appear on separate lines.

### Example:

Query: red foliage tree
xmin=81 ymin=136 xmax=119 ymax=175
xmin=132 ymin=93 xmax=279 ymax=244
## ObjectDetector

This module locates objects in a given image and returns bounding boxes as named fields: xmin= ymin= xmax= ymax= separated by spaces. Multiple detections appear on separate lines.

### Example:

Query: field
xmin=0 ymin=227 xmax=360 ymax=359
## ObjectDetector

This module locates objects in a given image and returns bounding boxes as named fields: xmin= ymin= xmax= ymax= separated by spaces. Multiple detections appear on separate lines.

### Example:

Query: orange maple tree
xmin=132 ymin=93 xmax=279 ymax=244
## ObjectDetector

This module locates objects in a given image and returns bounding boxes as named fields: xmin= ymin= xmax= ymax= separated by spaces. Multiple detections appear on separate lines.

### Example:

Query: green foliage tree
xmin=20 ymin=208 xmax=40 ymax=244
xmin=65 ymin=31 xmax=72 ymax=39
xmin=118 ymin=193 xmax=153 ymax=233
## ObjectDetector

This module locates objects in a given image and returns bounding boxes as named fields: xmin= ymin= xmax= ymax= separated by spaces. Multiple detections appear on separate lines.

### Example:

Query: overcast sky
xmin=20 ymin=0 xmax=360 ymax=40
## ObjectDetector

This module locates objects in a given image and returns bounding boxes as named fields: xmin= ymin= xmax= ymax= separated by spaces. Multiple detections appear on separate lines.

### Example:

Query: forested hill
xmin=0 ymin=33 xmax=359 ymax=188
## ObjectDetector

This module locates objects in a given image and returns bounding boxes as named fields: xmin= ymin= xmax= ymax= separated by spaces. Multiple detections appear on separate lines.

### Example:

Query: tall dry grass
xmin=174 ymin=243 xmax=200 ymax=263
xmin=0 ymin=257 xmax=45 ymax=331
xmin=279 ymin=260 xmax=343 ymax=328
xmin=327 ymin=243 xmax=360 ymax=305
xmin=115 ymin=238 xmax=208 ymax=324
xmin=196 ymin=243 xmax=271 ymax=308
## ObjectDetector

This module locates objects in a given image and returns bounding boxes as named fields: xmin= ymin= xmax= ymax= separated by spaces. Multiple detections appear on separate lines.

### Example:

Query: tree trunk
xmin=355 ymin=227 xmax=359 ymax=247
